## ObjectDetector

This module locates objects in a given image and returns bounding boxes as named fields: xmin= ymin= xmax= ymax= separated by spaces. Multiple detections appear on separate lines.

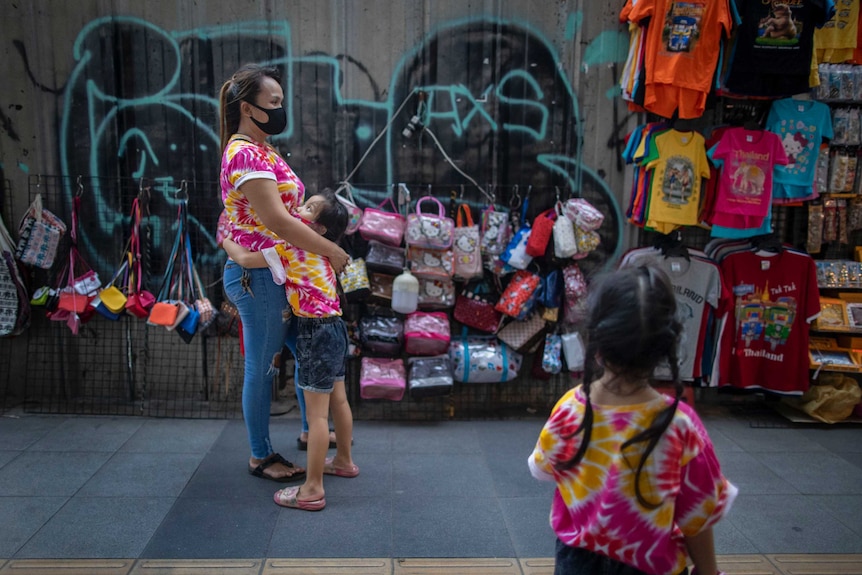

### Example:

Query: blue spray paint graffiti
xmin=55 ymin=15 xmax=622 ymax=283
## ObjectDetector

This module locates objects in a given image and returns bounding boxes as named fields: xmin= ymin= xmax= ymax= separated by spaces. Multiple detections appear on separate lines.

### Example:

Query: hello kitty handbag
xmin=407 ymin=246 xmax=454 ymax=279
xmin=453 ymin=204 xmax=482 ymax=280
xmin=405 ymin=196 xmax=454 ymax=249
xmin=417 ymin=277 xmax=456 ymax=308
xmin=480 ymin=205 xmax=511 ymax=255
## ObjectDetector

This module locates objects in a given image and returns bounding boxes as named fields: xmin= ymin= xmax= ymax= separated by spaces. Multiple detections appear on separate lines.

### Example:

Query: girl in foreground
xmin=529 ymin=265 xmax=737 ymax=575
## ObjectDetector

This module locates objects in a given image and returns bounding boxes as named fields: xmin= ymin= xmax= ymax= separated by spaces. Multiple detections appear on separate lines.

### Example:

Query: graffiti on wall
xmin=11 ymin=15 xmax=624 ymax=283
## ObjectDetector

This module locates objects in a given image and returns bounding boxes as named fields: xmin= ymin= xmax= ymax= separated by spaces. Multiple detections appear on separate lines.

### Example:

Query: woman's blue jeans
xmin=283 ymin=318 xmax=308 ymax=434
xmin=223 ymin=261 xmax=289 ymax=459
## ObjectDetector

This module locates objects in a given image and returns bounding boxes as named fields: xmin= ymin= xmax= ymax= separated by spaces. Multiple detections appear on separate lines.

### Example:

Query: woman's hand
xmin=325 ymin=245 xmax=350 ymax=274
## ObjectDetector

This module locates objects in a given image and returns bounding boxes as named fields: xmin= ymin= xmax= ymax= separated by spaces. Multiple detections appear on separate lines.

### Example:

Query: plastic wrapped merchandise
xmin=407 ymin=355 xmax=453 ymax=399
xmin=807 ymin=203 xmax=824 ymax=254
xmin=814 ymin=144 xmax=830 ymax=196
xmin=848 ymin=197 xmax=862 ymax=233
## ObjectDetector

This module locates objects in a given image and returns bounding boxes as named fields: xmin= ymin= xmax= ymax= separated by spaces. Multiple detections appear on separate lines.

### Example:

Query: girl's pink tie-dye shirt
xmin=529 ymin=386 xmax=737 ymax=575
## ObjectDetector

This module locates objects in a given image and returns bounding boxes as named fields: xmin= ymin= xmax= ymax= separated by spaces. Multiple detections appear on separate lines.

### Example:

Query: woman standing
xmin=218 ymin=63 xmax=349 ymax=482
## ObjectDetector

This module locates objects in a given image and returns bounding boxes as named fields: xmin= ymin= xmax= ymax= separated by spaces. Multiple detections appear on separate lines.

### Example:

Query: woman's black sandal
xmin=248 ymin=453 xmax=306 ymax=483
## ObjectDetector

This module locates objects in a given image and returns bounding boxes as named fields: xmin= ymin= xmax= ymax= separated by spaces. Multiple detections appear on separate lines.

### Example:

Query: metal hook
xmin=555 ymin=186 xmax=561 ymax=203
xmin=459 ymin=184 xmax=465 ymax=201
xmin=175 ymin=180 xmax=189 ymax=202
xmin=509 ymin=184 xmax=521 ymax=210
xmin=35 ymin=174 xmax=41 ymax=189
xmin=76 ymin=175 xmax=84 ymax=197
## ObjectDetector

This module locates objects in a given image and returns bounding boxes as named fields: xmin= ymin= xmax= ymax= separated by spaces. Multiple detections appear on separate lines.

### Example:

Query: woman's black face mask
xmin=247 ymin=101 xmax=287 ymax=135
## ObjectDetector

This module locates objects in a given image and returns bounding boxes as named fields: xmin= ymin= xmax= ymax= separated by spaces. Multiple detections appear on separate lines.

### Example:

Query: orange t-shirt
xmin=628 ymin=0 xmax=732 ymax=118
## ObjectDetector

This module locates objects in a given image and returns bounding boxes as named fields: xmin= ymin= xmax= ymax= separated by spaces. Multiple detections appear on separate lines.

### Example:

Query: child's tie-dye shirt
xmin=264 ymin=236 xmax=341 ymax=318
xmin=529 ymin=386 xmax=737 ymax=575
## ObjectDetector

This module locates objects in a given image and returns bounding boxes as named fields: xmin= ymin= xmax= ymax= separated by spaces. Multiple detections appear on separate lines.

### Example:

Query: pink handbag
xmin=359 ymin=198 xmax=406 ymax=247
xmin=405 ymin=196 xmax=454 ymax=249
xmin=404 ymin=311 xmax=451 ymax=356
xmin=360 ymin=357 xmax=406 ymax=401
xmin=453 ymin=204 xmax=482 ymax=280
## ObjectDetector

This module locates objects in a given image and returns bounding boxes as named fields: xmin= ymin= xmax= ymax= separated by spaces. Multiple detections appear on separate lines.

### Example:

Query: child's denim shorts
xmin=295 ymin=315 xmax=348 ymax=394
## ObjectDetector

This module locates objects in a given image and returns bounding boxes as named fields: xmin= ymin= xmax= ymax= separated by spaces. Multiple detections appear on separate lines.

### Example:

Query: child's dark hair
xmin=555 ymin=265 xmax=683 ymax=509
xmin=314 ymin=187 xmax=348 ymax=243
xmin=218 ymin=63 xmax=283 ymax=151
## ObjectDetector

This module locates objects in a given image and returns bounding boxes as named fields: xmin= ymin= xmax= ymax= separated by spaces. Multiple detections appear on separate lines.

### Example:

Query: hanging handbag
xmin=526 ymin=207 xmax=556 ymax=257
xmin=563 ymin=197 xmax=604 ymax=231
xmin=0 ymin=212 xmax=30 ymax=336
xmin=97 ymin=257 xmax=129 ymax=314
xmin=495 ymin=269 xmax=541 ymax=319
xmin=407 ymin=355 xmax=454 ymax=399
xmin=572 ymin=225 xmax=601 ymax=260
xmin=496 ymin=312 xmax=547 ymax=352
xmin=406 ymin=246 xmax=454 ymax=279
xmin=449 ymin=334 xmax=523 ymax=383
xmin=148 ymin=197 xmax=190 ymax=330
xmin=417 ymin=277 xmax=455 ymax=309
xmin=453 ymin=203 xmax=482 ymax=280
xmin=453 ymin=282 xmax=502 ymax=333
xmin=562 ymin=263 xmax=588 ymax=324
xmin=334 ymin=183 xmax=364 ymax=235
xmin=359 ymin=197 xmax=406 ymax=247
xmin=359 ymin=314 xmax=404 ymax=355
xmin=15 ymin=193 xmax=67 ymax=269
xmin=540 ymin=269 xmax=562 ymax=323
xmin=405 ymin=195 xmax=455 ymax=249
xmin=542 ymin=333 xmax=563 ymax=374
xmin=480 ymin=205 xmax=511 ymax=256
xmin=338 ymin=258 xmax=371 ymax=302
xmin=561 ymin=331 xmax=585 ymax=372
xmin=175 ymin=227 xmax=202 ymax=343
xmin=369 ymin=272 xmax=395 ymax=301
xmin=360 ymin=357 xmax=406 ymax=401
xmin=403 ymin=311 xmax=451 ymax=356
xmin=125 ymin=197 xmax=156 ymax=319
xmin=501 ymin=196 xmax=533 ymax=270
xmin=365 ymin=240 xmax=406 ymax=274
xmin=553 ymin=201 xmax=578 ymax=259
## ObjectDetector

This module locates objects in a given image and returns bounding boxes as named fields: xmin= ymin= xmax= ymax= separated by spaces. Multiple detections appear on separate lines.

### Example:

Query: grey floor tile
xmin=797 ymin=427 xmax=862 ymax=454
xmin=15 ymin=496 xmax=175 ymax=559
xmin=498 ymin=496 xmax=556 ymax=557
xmin=0 ymin=415 xmax=64 ymax=450
xmin=758 ymin=452 xmax=862 ymax=495
xmin=27 ymin=417 xmax=143 ymax=452
xmin=77 ymin=452 xmax=205 ymax=497
xmin=120 ymin=419 xmax=228 ymax=453
xmin=488 ymin=448 xmax=553 ymax=499
xmin=179 ymin=450 xmax=301 ymax=500
xmin=730 ymin=494 xmax=862 ymax=553
xmin=704 ymin=428 xmax=745 ymax=454
xmin=713 ymin=518 xmax=760 ymax=555
xmin=349 ymin=421 xmax=394 ymax=454
xmin=718 ymin=451 xmax=799 ymax=495
xmin=809 ymin=495 xmax=862 ymax=536
xmin=269 ymin=495 xmax=392 ymax=558
xmin=392 ymin=494 xmax=514 ymax=557
xmin=0 ymin=497 xmax=66 ymax=557
xmin=314 ymin=453 xmax=392 ymax=498
xmin=390 ymin=421 xmax=482 ymax=454
xmin=141 ymin=496 xmax=277 ymax=559
xmin=714 ymin=426 xmax=825 ymax=453
xmin=0 ymin=450 xmax=20 ymax=469
xmin=837 ymin=451 xmax=862 ymax=471
xmin=0 ymin=451 xmax=111 ymax=496
xmin=475 ymin=419 xmax=545 ymax=456
xmin=393 ymin=453 xmax=493 ymax=497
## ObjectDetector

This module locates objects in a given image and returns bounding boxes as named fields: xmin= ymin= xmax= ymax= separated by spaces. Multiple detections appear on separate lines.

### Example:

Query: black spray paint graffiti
xmin=47 ymin=16 xmax=621 ymax=287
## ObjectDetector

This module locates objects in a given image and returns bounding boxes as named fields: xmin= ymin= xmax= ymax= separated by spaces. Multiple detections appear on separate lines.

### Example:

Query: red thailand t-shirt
xmin=716 ymin=250 xmax=820 ymax=395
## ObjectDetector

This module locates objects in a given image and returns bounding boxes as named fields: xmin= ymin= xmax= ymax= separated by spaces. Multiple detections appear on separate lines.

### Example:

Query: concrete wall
xmin=0 ymin=0 xmax=638 ymax=412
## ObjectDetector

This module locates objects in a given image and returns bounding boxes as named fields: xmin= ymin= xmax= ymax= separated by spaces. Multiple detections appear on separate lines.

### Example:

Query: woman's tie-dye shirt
xmin=220 ymin=134 xmax=304 ymax=251
xmin=221 ymin=135 xmax=340 ymax=318
xmin=529 ymin=386 xmax=737 ymax=575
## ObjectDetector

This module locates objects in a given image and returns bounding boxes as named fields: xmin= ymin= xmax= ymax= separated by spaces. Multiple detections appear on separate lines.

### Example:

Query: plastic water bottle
xmin=392 ymin=268 xmax=419 ymax=314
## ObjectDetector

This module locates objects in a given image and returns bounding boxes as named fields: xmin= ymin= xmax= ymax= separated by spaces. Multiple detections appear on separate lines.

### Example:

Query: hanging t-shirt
xmin=716 ymin=249 xmax=820 ymax=395
xmin=621 ymin=251 xmax=725 ymax=381
xmin=725 ymin=0 xmax=835 ymax=97
xmin=709 ymin=128 xmax=788 ymax=229
xmin=814 ymin=0 xmax=859 ymax=64
xmin=765 ymin=98 xmax=834 ymax=202
xmin=627 ymin=0 xmax=732 ymax=119
xmin=643 ymin=129 xmax=710 ymax=232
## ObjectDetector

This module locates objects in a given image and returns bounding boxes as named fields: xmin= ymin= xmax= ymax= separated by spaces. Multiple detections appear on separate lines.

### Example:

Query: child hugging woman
xmin=529 ymin=265 xmax=736 ymax=575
